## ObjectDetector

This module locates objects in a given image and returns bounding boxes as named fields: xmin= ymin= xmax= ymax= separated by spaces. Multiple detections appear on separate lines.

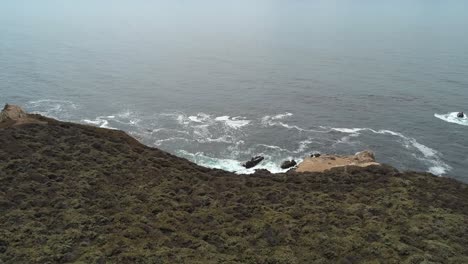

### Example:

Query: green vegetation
xmin=1 ymin=116 xmax=467 ymax=263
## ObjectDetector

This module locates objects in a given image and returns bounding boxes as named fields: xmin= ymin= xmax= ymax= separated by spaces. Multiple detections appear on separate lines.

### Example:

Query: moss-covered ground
xmin=1 ymin=116 xmax=467 ymax=263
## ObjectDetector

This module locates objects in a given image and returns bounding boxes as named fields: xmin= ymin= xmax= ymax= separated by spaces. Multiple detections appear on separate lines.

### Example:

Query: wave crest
xmin=435 ymin=112 xmax=468 ymax=126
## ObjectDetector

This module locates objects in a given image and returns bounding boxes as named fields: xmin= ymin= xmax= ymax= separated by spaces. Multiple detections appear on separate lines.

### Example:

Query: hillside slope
xmin=0 ymin=112 xmax=467 ymax=263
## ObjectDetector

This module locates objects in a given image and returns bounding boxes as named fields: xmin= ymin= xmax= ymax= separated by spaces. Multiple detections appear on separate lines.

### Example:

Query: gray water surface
xmin=1 ymin=1 xmax=467 ymax=181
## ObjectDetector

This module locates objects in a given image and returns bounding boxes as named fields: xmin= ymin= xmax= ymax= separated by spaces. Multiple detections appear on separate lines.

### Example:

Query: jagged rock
xmin=0 ymin=104 xmax=47 ymax=128
xmin=355 ymin=151 xmax=376 ymax=163
xmin=280 ymin=160 xmax=297 ymax=169
xmin=243 ymin=156 xmax=264 ymax=169
xmin=458 ymin=112 xmax=465 ymax=118
xmin=0 ymin=104 xmax=27 ymax=123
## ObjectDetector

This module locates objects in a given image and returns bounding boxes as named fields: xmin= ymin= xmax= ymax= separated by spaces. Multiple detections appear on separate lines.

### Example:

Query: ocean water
xmin=1 ymin=1 xmax=468 ymax=182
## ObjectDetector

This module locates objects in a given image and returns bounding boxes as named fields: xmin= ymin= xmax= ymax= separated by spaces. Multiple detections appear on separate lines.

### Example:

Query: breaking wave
xmin=329 ymin=127 xmax=451 ymax=175
xmin=83 ymin=110 xmax=140 ymax=130
xmin=26 ymin=99 xmax=78 ymax=119
xmin=24 ymin=100 xmax=452 ymax=176
xmin=176 ymin=113 xmax=250 ymax=129
xmin=177 ymin=150 xmax=300 ymax=174
xmin=434 ymin=112 xmax=468 ymax=126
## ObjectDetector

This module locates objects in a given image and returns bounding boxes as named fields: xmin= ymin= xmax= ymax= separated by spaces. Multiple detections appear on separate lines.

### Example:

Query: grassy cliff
xmin=1 ymin=114 xmax=467 ymax=263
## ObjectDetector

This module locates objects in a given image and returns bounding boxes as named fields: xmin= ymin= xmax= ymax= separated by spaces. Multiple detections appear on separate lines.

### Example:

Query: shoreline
xmin=14 ymin=99 xmax=454 ymax=178
xmin=0 ymin=104 xmax=438 ymax=176
xmin=1 ymin=104 xmax=383 ymax=175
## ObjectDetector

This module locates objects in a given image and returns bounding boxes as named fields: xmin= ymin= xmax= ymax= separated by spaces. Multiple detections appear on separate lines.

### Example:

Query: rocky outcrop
xmin=355 ymin=150 xmax=376 ymax=163
xmin=458 ymin=112 xmax=465 ymax=118
xmin=296 ymin=151 xmax=380 ymax=173
xmin=0 ymin=104 xmax=46 ymax=127
xmin=243 ymin=156 xmax=264 ymax=169
xmin=280 ymin=160 xmax=297 ymax=169
xmin=0 ymin=104 xmax=27 ymax=122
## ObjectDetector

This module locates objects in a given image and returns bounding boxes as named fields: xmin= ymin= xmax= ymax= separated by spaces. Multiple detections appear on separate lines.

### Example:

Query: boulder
xmin=280 ymin=160 xmax=297 ymax=169
xmin=355 ymin=151 xmax=376 ymax=163
xmin=457 ymin=112 xmax=464 ymax=118
xmin=0 ymin=104 xmax=47 ymax=128
xmin=310 ymin=153 xmax=321 ymax=158
xmin=0 ymin=104 xmax=27 ymax=123
xmin=243 ymin=156 xmax=264 ymax=169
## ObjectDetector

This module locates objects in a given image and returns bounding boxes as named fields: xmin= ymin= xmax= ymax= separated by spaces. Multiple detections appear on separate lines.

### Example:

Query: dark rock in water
xmin=458 ymin=112 xmax=465 ymax=118
xmin=243 ymin=156 xmax=264 ymax=169
xmin=280 ymin=160 xmax=297 ymax=169
xmin=311 ymin=153 xmax=321 ymax=158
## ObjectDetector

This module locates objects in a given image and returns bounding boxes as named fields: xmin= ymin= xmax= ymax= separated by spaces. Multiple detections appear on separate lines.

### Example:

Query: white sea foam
xmin=176 ymin=114 xmax=190 ymax=125
xmin=333 ymin=135 xmax=359 ymax=147
xmin=27 ymin=99 xmax=78 ymax=109
xmin=256 ymin=144 xmax=291 ymax=153
xmin=329 ymin=127 xmax=451 ymax=175
xmin=261 ymin=112 xmax=293 ymax=124
xmin=151 ymin=128 xmax=190 ymax=135
xmin=174 ymin=113 xmax=250 ymax=130
xmin=82 ymin=119 xmax=101 ymax=125
xmin=26 ymin=99 xmax=78 ymax=119
xmin=177 ymin=150 xmax=301 ymax=174
xmin=117 ymin=110 xmax=132 ymax=119
xmin=158 ymin=109 xmax=457 ymax=176
xmin=252 ymin=140 xmax=316 ymax=155
xmin=277 ymin=122 xmax=307 ymax=131
xmin=428 ymin=165 xmax=449 ymax=175
xmin=23 ymin=103 xmax=454 ymax=176
xmin=331 ymin=128 xmax=365 ymax=134
xmin=83 ymin=117 xmax=116 ymax=129
xmin=154 ymin=137 xmax=192 ymax=146
xmin=434 ymin=112 xmax=468 ymax=126
xmin=272 ymin=112 xmax=293 ymax=120
xmin=196 ymin=135 xmax=233 ymax=144
xmin=215 ymin=116 xmax=250 ymax=129
xmin=188 ymin=113 xmax=211 ymax=123
xmin=111 ymin=111 xmax=141 ymax=126
xmin=261 ymin=113 xmax=330 ymax=133
xmin=410 ymin=140 xmax=437 ymax=158
xmin=162 ymin=112 xmax=452 ymax=176
xmin=294 ymin=139 xmax=314 ymax=153
xmin=80 ymin=109 xmax=142 ymax=130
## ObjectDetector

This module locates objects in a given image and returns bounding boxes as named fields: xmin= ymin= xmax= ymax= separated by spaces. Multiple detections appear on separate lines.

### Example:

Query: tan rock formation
xmin=0 ymin=104 xmax=27 ymax=121
xmin=0 ymin=104 xmax=46 ymax=127
xmin=295 ymin=151 xmax=380 ymax=173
